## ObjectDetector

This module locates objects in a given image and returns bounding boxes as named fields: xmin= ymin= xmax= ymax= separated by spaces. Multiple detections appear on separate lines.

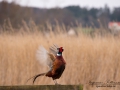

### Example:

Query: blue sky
xmin=1 ymin=0 xmax=120 ymax=9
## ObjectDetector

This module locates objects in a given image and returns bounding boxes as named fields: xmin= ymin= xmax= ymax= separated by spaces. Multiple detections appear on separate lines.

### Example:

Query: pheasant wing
xmin=49 ymin=44 xmax=59 ymax=55
xmin=36 ymin=46 xmax=54 ymax=68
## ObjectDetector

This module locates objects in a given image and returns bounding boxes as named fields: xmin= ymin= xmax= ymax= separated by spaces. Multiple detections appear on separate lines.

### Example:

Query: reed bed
xmin=0 ymin=27 xmax=120 ymax=90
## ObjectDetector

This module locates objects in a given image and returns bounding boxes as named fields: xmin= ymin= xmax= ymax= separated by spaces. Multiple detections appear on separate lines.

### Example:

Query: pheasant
xmin=27 ymin=44 xmax=66 ymax=85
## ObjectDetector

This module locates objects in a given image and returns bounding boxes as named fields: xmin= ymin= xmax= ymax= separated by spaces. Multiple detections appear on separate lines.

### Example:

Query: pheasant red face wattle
xmin=59 ymin=47 xmax=64 ymax=52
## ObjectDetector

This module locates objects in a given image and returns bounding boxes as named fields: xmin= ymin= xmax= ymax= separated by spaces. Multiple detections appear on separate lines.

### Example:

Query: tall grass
xmin=0 ymin=25 xmax=120 ymax=90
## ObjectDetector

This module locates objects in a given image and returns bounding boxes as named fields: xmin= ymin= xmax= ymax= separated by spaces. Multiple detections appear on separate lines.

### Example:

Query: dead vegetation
xmin=0 ymin=25 xmax=120 ymax=90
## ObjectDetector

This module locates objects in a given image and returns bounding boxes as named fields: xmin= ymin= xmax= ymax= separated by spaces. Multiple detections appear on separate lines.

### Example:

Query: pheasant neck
xmin=57 ymin=52 xmax=62 ymax=56
xmin=57 ymin=53 xmax=62 ymax=56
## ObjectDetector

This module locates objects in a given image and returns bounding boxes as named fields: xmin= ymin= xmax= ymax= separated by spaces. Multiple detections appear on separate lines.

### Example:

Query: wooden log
xmin=0 ymin=85 xmax=83 ymax=90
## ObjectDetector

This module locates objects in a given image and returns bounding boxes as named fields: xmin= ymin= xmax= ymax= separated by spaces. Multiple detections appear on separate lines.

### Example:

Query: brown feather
xmin=48 ymin=53 xmax=55 ymax=62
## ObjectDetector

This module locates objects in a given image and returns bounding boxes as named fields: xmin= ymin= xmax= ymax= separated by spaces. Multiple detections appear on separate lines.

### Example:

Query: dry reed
xmin=0 ymin=26 xmax=120 ymax=90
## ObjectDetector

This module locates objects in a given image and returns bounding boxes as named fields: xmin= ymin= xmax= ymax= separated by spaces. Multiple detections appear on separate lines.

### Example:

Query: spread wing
xmin=36 ymin=45 xmax=58 ymax=69
xmin=49 ymin=44 xmax=59 ymax=55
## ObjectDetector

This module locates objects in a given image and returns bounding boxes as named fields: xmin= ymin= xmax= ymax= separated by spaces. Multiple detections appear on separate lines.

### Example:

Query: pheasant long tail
xmin=26 ymin=73 xmax=46 ymax=84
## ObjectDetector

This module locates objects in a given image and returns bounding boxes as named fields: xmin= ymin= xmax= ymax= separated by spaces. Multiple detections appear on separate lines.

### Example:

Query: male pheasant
xmin=27 ymin=44 xmax=66 ymax=85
